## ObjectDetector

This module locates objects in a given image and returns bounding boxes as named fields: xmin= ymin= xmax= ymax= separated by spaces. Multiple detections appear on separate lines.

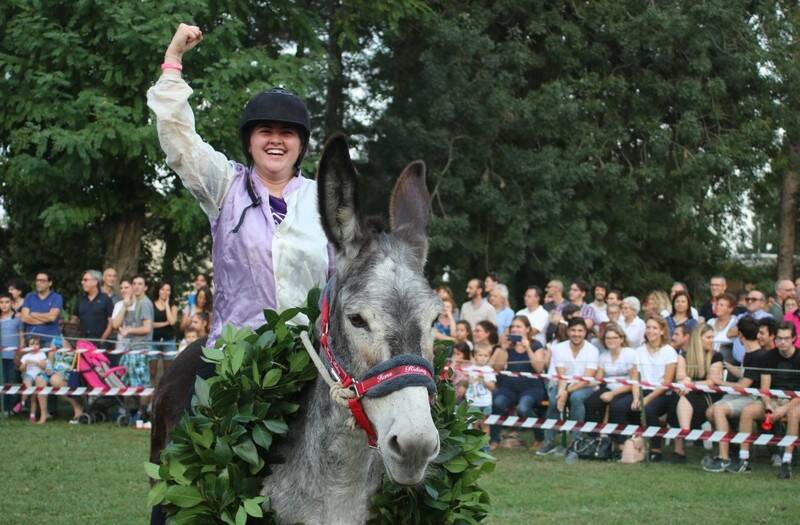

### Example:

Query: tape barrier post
xmin=485 ymin=415 xmax=800 ymax=448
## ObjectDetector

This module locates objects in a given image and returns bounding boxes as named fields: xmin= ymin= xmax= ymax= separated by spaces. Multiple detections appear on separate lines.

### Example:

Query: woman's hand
xmin=166 ymin=23 xmax=203 ymax=61
xmin=631 ymin=397 xmax=641 ymax=411
xmin=599 ymin=391 xmax=614 ymax=403
xmin=556 ymin=390 xmax=568 ymax=412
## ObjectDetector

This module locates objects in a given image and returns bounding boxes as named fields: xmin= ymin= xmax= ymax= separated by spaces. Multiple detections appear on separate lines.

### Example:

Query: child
xmin=17 ymin=336 xmax=49 ymax=423
xmin=465 ymin=342 xmax=497 ymax=438
xmin=177 ymin=328 xmax=199 ymax=353
xmin=450 ymin=342 xmax=471 ymax=401
xmin=1 ymin=293 xmax=24 ymax=413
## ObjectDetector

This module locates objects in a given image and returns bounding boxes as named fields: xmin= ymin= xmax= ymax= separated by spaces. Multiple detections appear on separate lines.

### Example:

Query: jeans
xmin=544 ymin=382 xmax=595 ymax=443
xmin=640 ymin=394 xmax=671 ymax=449
xmin=489 ymin=385 xmax=546 ymax=444
xmin=1 ymin=357 xmax=20 ymax=411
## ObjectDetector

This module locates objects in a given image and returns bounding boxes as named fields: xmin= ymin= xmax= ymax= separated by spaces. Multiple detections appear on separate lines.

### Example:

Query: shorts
xmin=715 ymin=394 xmax=758 ymax=417
xmin=23 ymin=372 xmax=48 ymax=383
xmin=471 ymin=405 xmax=491 ymax=417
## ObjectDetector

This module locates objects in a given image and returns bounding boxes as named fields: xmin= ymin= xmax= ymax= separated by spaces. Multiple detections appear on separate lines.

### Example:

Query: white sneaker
xmin=772 ymin=454 xmax=783 ymax=467
xmin=701 ymin=422 xmax=713 ymax=450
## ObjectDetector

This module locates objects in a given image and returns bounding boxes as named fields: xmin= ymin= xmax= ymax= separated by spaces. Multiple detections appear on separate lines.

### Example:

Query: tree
xmin=363 ymin=0 xmax=774 ymax=300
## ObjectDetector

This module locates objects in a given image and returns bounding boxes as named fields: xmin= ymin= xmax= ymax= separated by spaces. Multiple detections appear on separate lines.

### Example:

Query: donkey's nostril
xmin=388 ymin=434 xmax=403 ymax=457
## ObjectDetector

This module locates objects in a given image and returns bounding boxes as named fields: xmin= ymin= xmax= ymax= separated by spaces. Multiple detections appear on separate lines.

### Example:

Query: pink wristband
xmin=160 ymin=62 xmax=183 ymax=72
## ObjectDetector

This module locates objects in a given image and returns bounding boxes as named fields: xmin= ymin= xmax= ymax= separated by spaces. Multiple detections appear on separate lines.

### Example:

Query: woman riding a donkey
xmin=147 ymin=24 xmax=441 ymax=524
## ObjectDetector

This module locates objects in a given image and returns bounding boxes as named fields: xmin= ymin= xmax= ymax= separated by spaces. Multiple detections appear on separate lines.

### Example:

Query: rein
xmin=299 ymin=284 xmax=436 ymax=447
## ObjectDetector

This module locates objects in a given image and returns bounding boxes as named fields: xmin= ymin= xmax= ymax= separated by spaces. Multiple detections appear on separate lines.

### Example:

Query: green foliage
xmin=148 ymin=292 xmax=494 ymax=523
xmin=369 ymin=343 xmax=495 ymax=524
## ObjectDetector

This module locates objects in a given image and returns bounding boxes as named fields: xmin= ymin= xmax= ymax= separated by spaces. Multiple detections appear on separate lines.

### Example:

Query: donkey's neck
xmin=263 ymin=378 xmax=382 ymax=524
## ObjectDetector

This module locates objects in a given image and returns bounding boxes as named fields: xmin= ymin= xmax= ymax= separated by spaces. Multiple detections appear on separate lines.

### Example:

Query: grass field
xmin=2 ymin=419 xmax=800 ymax=524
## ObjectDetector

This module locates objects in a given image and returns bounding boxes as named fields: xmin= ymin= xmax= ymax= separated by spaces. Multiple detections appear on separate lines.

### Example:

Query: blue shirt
xmin=732 ymin=310 xmax=773 ymax=363
xmin=22 ymin=290 xmax=63 ymax=343
xmin=495 ymin=307 xmax=515 ymax=337
xmin=0 ymin=317 xmax=22 ymax=359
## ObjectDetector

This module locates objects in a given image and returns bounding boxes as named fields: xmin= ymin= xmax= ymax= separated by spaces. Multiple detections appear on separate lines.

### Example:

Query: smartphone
xmin=508 ymin=334 xmax=522 ymax=343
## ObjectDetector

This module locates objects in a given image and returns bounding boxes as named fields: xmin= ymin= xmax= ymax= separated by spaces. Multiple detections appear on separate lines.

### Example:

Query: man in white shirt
xmin=537 ymin=318 xmax=599 ymax=456
xmin=461 ymin=278 xmax=496 ymax=328
xmin=516 ymin=286 xmax=549 ymax=347
xmin=590 ymin=282 xmax=609 ymax=324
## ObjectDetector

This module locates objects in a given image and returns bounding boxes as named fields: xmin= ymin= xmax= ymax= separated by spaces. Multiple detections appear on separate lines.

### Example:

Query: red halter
xmin=319 ymin=292 xmax=436 ymax=447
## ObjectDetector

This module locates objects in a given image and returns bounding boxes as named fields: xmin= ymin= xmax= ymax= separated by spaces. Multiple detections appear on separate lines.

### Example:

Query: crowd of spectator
xmin=0 ymin=269 xmax=212 ymax=424
xmin=437 ymin=274 xmax=800 ymax=480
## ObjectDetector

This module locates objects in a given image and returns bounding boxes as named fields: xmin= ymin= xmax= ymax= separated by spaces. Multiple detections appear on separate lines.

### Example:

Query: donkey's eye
xmin=348 ymin=314 xmax=370 ymax=330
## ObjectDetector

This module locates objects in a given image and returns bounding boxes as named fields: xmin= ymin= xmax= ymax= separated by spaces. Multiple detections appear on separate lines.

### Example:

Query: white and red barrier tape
xmin=448 ymin=366 xmax=800 ymax=400
xmin=7 ymin=346 xmax=180 ymax=358
xmin=0 ymin=384 xmax=153 ymax=397
xmin=485 ymin=415 xmax=800 ymax=447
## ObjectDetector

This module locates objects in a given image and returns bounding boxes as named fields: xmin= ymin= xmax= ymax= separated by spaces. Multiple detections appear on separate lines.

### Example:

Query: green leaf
xmin=165 ymin=485 xmax=204 ymax=508
xmin=194 ymin=377 xmax=210 ymax=407
xmin=202 ymin=347 xmax=225 ymax=362
xmin=256 ymin=330 xmax=276 ymax=349
xmin=232 ymin=438 xmax=259 ymax=466
xmin=263 ymin=419 xmax=289 ymax=434
xmin=235 ymin=505 xmax=247 ymax=525
xmin=229 ymin=345 xmax=245 ymax=374
xmin=147 ymin=481 xmax=167 ymax=507
xmin=144 ymin=461 xmax=161 ymax=480
xmin=262 ymin=368 xmax=282 ymax=388
xmin=243 ymin=496 xmax=265 ymax=517
xmin=252 ymin=424 xmax=273 ymax=450
xmin=289 ymin=351 xmax=309 ymax=372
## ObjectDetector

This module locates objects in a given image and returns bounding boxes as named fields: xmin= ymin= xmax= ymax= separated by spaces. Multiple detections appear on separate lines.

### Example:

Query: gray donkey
xmin=150 ymin=134 xmax=441 ymax=524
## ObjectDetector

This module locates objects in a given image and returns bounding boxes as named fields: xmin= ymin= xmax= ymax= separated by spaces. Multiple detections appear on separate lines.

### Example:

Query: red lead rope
xmin=319 ymin=293 xmax=434 ymax=447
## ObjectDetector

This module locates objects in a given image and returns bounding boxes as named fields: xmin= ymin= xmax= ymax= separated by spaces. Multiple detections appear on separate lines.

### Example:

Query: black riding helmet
xmin=239 ymin=87 xmax=311 ymax=169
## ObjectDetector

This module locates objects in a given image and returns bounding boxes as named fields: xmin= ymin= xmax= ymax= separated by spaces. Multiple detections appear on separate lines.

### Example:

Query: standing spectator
xmin=184 ymin=273 xmax=209 ymax=312
xmin=460 ymin=278 xmax=495 ymax=328
xmin=566 ymin=280 xmax=598 ymax=330
xmin=151 ymin=281 xmax=179 ymax=383
xmin=667 ymin=291 xmax=697 ymax=335
xmin=634 ymin=315 xmax=677 ymax=461
xmin=769 ymin=322 xmax=800 ymax=479
xmin=583 ymin=323 xmax=639 ymax=454
xmin=590 ymin=282 xmax=609 ymax=323
xmin=102 ymin=267 xmax=122 ymax=303
xmin=619 ymin=297 xmax=646 ymax=348
xmin=435 ymin=285 xmax=460 ymax=320
xmin=0 ymin=293 xmax=23 ymax=412
xmin=543 ymin=280 xmax=569 ymax=312
xmin=606 ymin=303 xmax=621 ymax=325
xmin=771 ymin=279 xmax=797 ymax=319
xmin=516 ymin=286 xmax=549 ymax=347
xmin=782 ymin=296 xmax=800 ymax=347
xmin=115 ymin=276 xmax=154 ymax=419
xmin=433 ymin=298 xmax=457 ymax=342
xmin=450 ymin=342 xmax=471 ymax=402
xmin=181 ymin=285 xmax=213 ymax=333
xmin=71 ymin=270 xmax=114 ymax=343
xmin=112 ymin=279 xmax=133 ymax=349
xmin=20 ymin=272 xmax=63 ymax=346
xmin=606 ymin=289 xmax=623 ymax=309
xmin=703 ymin=317 xmax=772 ymax=472
xmin=699 ymin=275 xmax=727 ymax=321
xmin=7 ymin=278 xmax=27 ymax=314
xmin=669 ymin=325 xmax=722 ymax=462
xmin=453 ymin=320 xmax=473 ymax=350
xmin=465 ymin=343 xmax=496 ymax=443
xmin=489 ymin=284 xmax=514 ymax=337
xmin=490 ymin=316 xmax=547 ymax=450
xmin=538 ymin=317 xmax=599 ymax=457
xmin=670 ymin=282 xmax=699 ymax=319
xmin=484 ymin=273 xmax=499 ymax=300
xmin=707 ymin=292 xmax=737 ymax=355
xmin=727 ymin=290 xmax=771 ymax=364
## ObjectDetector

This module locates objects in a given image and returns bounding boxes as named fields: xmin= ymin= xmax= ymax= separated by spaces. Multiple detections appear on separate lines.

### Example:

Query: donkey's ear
xmin=389 ymin=160 xmax=430 ymax=265
xmin=317 ymin=133 xmax=365 ymax=260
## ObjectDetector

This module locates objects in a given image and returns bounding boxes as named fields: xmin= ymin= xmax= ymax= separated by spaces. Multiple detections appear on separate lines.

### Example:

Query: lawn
xmin=2 ymin=419 xmax=799 ymax=524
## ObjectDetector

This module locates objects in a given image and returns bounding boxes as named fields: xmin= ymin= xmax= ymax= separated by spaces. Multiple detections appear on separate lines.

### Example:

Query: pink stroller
xmin=73 ymin=340 xmax=131 ymax=425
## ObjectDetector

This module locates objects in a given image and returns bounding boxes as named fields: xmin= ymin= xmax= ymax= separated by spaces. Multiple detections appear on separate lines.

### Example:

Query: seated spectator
xmin=47 ymin=336 xmax=83 ymax=423
xmin=598 ymin=303 xmax=623 ymax=345
xmin=634 ymin=315 xmax=677 ymax=461
xmin=783 ymin=296 xmax=800 ymax=347
xmin=728 ymin=290 xmax=773 ymax=364
xmin=538 ymin=317 xmax=599 ymax=458
xmin=699 ymin=275 xmax=728 ymax=321
xmin=583 ymin=323 xmax=639 ymax=454
xmin=0 ymin=293 xmax=23 ymax=412
xmin=473 ymin=320 xmax=498 ymax=350
xmin=490 ymin=316 xmax=547 ymax=451
xmin=670 ymin=324 xmax=691 ymax=353
xmin=489 ymin=284 xmax=515 ymax=337
xmin=667 ymin=291 xmax=697 ymax=335
xmin=758 ymin=317 xmax=777 ymax=351
xmin=620 ymin=297 xmax=645 ymax=348
xmin=703 ymin=317 xmax=773 ymax=473
xmin=190 ymin=312 xmax=210 ymax=339
xmin=644 ymin=290 xmax=672 ymax=319
xmin=433 ymin=297 xmax=457 ymax=342
xmin=590 ymin=282 xmax=609 ymax=323
xmin=515 ymin=286 xmax=549 ymax=347
xmin=453 ymin=320 xmax=474 ymax=350
xmin=460 ymin=278 xmax=495 ymax=328
xmin=465 ymin=343 xmax=496 ymax=443
xmin=769 ymin=322 xmax=800 ymax=479
xmin=17 ymin=336 xmax=48 ymax=424
xmin=549 ymin=303 xmax=581 ymax=344
xmin=20 ymin=272 xmax=63 ymax=346
xmin=544 ymin=280 xmax=569 ymax=312
xmin=727 ymin=321 xmax=800 ymax=475
xmin=772 ymin=279 xmax=797 ymax=319
xmin=707 ymin=292 xmax=737 ymax=357
xmin=450 ymin=342 xmax=471 ymax=401
xmin=606 ymin=289 xmax=623 ymax=309
xmin=435 ymin=285 xmax=460 ymax=320
xmin=669 ymin=325 xmax=722 ymax=462
xmin=564 ymin=280 xmax=598 ymax=330
xmin=670 ymin=282 xmax=699 ymax=319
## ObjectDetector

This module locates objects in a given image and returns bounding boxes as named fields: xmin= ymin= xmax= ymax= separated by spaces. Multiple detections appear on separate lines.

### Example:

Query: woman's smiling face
xmin=249 ymin=122 xmax=302 ymax=179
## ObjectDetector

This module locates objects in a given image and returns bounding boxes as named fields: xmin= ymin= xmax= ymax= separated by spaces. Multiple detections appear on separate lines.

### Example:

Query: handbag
xmin=620 ymin=436 xmax=645 ymax=463
xmin=568 ymin=435 xmax=613 ymax=460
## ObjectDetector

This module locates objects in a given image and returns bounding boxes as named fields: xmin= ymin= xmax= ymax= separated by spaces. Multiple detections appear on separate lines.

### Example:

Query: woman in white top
xmin=584 ymin=323 xmax=639 ymax=449
xmin=706 ymin=292 xmax=737 ymax=352
xmin=620 ymin=296 xmax=646 ymax=348
xmin=635 ymin=315 xmax=678 ymax=461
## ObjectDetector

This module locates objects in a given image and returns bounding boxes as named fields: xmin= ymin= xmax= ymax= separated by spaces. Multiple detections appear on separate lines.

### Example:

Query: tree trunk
xmin=104 ymin=213 xmax=145 ymax=280
xmin=324 ymin=0 xmax=344 ymax=137
xmin=777 ymin=145 xmax=799 ymax=280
